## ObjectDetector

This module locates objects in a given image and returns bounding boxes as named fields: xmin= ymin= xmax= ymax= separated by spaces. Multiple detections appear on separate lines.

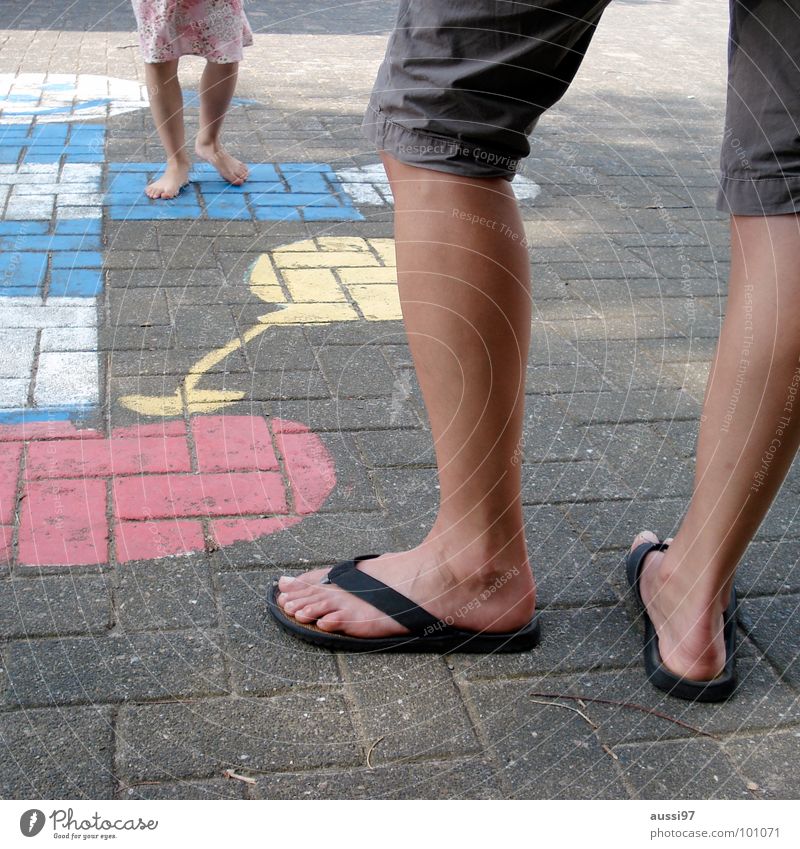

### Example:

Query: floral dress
xmin=132 ymin=1 xmax=253 ymax=64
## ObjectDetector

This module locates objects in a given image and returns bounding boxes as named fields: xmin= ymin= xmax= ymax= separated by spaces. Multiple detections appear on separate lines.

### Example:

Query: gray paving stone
xmin=3 ymin=630 xmax=227 ymax=707
xmin=354 ymin=429 xmax=436 ymax=469
xmin=254 ymin=758 xmax=502 ymax=799
xmin=723 ymin=731 xmax=800 ymax=799
xmin=526 ymin=662 xmax=800 ymax=746
xmin=521 ymin=459 xmax=631 ymax=505
xmin=273 ymin=397 xmax=420 ymax=432
xmin=736 ymin=541 xmax=800 ymax=597
xmin=467 ymin=679 xmax=629 ymax=798
xmin=108 ymin=288 xmax=171 ymax=327
xmin=743 ymin=595 xmax=800 ymax=687
xmin=317 ymin=345 xmax=399 ymax=398
xmin=564 ymin=498 xmax=687 ymax=551
xmin=451 ymin=603 xmax=639 ymax=682
xmin=372 ymin=466 xmax=439 ymax=520
xmin=117 ymin=693 xmax=360 ymax=780
xmin=524 ymin=505 xmax=618 ymax=606
xmin=218 ymin=369 xmax=330 ymax=401
xmin=553 ymin=388 xmax=700 ymax=425
xmin=119 ymin=779 xmax=247 ymax=800
xmin=210 ymin=511 xmax=394 ymax=571
xmin=341 ymin=654 xmax=480 ymax=765
xmin=0 ymin=575 xmax=111 ymax=638
xmin=521 ymin=395 xmax=597 ymax=462
xmin=216 ymin=570 xmax=341 ymax=696
xmin=0 ymin=706 xmax=114 ymax=799
xmin=108 ymin=347 xmax=250 ymax=378
xmin=616 ymin=739 xmax=749 ymax=799
xmin=115 ymin=560 xmax=217 ymax=631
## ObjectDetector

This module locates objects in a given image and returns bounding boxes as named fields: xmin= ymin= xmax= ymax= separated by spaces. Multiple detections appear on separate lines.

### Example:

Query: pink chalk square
xmin=0 ymin=524 xmax=12 ymax=564
xmin=17 ymin=478 xmax=108 ymax=566
xmin=115 ymin=519 xmax=205 ymax=563
xmin=0 ymin=441 xmax=22 ymax=524
xmin=113 ymin=471 xmax=288 ymax=520
xmin=277 ymin=431 xmax=335 ymax=514
xmin=191 ymin=415 xmax=278 ymax=473
xmin=26 ymin=435 xmax=191 ymax=479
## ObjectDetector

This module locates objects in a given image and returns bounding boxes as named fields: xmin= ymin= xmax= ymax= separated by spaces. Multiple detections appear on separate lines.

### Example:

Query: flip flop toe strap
xmin=325 ymin=555 xmax=454 ymax=635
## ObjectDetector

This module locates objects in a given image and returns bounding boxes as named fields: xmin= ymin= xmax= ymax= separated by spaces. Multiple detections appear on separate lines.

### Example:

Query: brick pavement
xmin=0 ymin=0 xmax=799 ymax=801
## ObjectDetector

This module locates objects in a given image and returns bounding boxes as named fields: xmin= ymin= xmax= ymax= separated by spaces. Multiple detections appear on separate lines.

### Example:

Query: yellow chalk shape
xmin=273 ymin=251 xmax=380 ymax=269
xmin=250 ymin=254 xmax=280 ymax=286
xmin=370 ymin=238 xmax=396 ymax=265
xmin=118 ymin=236 xmax=400 ymax=417
xmin=316 ymin=236 xmax=371 ymax=252
xmin=258 ymin=302 xmax=359 ymax=325
xmin=347 ymin=285 xmax=403 ymax=321
xmin=251 ymin=285 xmax=284 ymax=303
xmin=283 ymin=268 xmax=346 ymax=302
xmin=338 ymin=266 xmax=398 ymax=286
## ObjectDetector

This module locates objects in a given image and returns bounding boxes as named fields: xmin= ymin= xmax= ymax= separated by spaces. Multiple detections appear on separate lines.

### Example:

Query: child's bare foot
xmin=194 ymin=138 xmax=249 ymax=185
xmin=145 ymin=154 xmax=190 ymax=200
xmin=276 ymin=536 xmax=536 ymax=639
xmin=631 ymin=530 xmax=728 ymax=681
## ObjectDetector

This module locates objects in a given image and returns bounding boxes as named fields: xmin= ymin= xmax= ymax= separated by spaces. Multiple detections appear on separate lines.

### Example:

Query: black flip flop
xmin=266 ymin=554 xmax=541 ymax=654
xmin=626 ymin=541 xmax=738 ymax=702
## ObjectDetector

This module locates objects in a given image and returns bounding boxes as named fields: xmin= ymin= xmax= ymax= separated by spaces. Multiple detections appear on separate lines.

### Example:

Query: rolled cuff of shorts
xmin=717 ymin=175 xmax=800 ymax=216
xmin=362 ymin=106 xmax=521 ymax=182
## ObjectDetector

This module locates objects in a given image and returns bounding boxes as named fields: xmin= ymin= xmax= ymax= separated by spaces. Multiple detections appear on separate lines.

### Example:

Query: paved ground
xmin=0 ymin=0 xmax=799 ymax=800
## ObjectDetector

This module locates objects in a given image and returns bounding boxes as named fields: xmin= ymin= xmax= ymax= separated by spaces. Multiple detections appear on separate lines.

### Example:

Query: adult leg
xmin=143 ymin=60 xmax=190 ymax=199
xmin=194 ymin=60 xmax=248 ymax=184
xmin=633 ymin=213 xmax=800 ymax=680
xmin=278 ymin=159 xmax=536 ymax=637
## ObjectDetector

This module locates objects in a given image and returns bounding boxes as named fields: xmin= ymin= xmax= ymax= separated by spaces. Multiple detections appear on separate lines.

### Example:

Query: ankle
xmin=651 ymin=550 xmax=728 ymax=617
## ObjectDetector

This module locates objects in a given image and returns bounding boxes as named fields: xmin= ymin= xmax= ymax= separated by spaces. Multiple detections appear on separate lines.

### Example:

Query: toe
xmin=315 ymin=612 xmax=344 ymax=633
xmin=631 ymin=530 xmax=659 ymax=553
xmin=293 ymin=600 xmax=335 ymax=624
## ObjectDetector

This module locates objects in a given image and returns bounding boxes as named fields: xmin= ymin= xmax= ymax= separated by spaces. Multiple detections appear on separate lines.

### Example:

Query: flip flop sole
xmin=625 ymin=542 xmax=738 ymax=703
xmin=266 ymin=582 xmax=541 ymax=654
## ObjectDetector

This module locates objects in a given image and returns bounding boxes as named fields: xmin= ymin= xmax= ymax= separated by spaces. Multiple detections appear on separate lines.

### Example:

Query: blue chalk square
xmin=195 ymin=180 xmax=247 ymax=192
xmin=206 ymin=206 xmax=250 ymax=221
xmin=0 ymin=222 xmax=49 ymax=235
xmin=106 ymin=173 xmax=148 ymax=193
xmin=280 ymin=163 xmax=332 ymax=172
xmin=51 ymin=251 xmax=103 ymax=268
xmin=0 ymin=147 xmax=22 ymax=164
xmin=108 ymin=205 xmax=201 ymax=220
xmin=285 ymin=172 xmax=330 ymax=193
xmin=0 ymin=252 xmax=48 ymax=289
xmin=49 ymin=268 xmax=103 ymax=297
xmin=64 ymin=154 xmax=104 ymax=163
xmin=108 ymin=162 xmax=168 ymax=172
xmin=252 ymin=207 xmax=302 ymax=222
xmin=20 ymin=154 xmax=61 ymax=164
xmin=302 ymin=207 xmax=364 ymax=222
xmin=55 ymin=219 xmax=102 ymax=235
xmin=242 ymin=164 xmax=279 ymax=181
xmin=2 ymin=235 xmax=98 ymax=251
xmin=247 ymin=191 xmax=339 ymax=208
xmin=0 ymin=286 xmax=41 ymax=297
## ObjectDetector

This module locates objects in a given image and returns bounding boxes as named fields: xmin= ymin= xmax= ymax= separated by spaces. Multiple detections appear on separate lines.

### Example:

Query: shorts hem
xmin=361 ymin=106 xmax=521 ymax=182
xmin=717 ymin=174 xmax=800 ymax=216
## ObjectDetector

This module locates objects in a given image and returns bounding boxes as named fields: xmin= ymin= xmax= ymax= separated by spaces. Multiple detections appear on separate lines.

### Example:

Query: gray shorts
xmin=717 ymin=0 xmax=800 ymax=216
xmin=362 ymin=1 xmax=612 ymax=181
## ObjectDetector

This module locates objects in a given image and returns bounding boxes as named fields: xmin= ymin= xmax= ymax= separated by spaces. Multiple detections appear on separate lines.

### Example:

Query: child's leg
xmin=633 ymin=214 xmax=800 ymax=681
xmin=195 ymin=60 xmax=248 ymax=185
xmin=144 ymin=59 xmax=190 ymax=199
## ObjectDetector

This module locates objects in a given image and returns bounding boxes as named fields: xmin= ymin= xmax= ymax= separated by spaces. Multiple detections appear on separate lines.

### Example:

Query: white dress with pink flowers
xmin=132 ymin=0 xmax=253 ymax=64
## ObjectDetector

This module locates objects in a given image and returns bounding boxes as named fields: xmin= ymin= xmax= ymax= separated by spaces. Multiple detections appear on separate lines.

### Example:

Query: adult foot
xmin=195 ymin=138 xmax=249 ymax=184
xmin=276 ymin=541 xmax=536 ymax=639
xmin=631 ymin=531 xmax=728 ymax=681
xmin=145 ymin=155 xmax=190 ymax=200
